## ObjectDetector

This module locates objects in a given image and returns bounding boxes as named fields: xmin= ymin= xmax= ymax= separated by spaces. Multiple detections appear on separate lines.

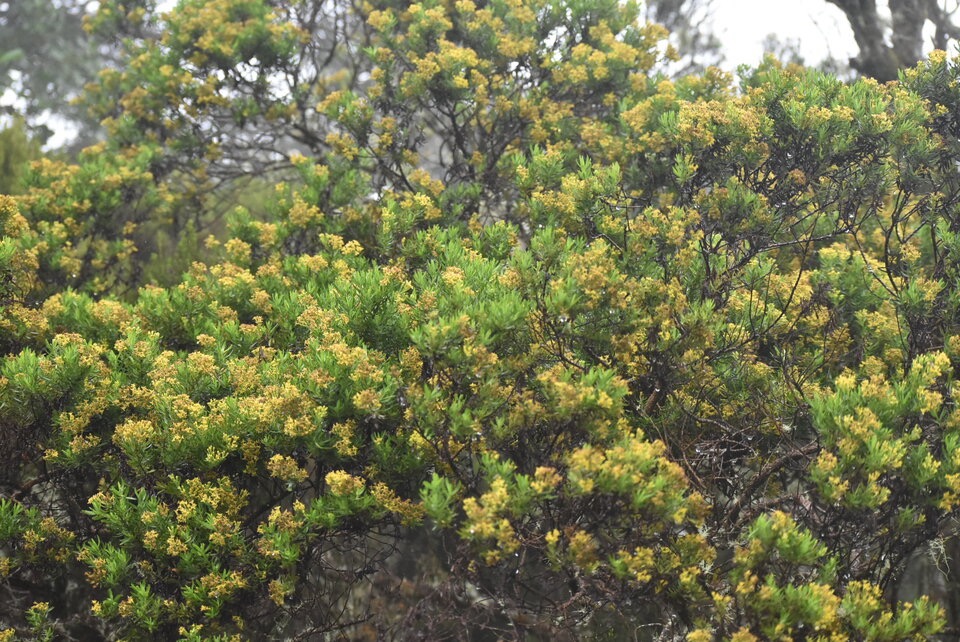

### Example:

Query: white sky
xmin=710 ymin=0 xmax=859 ymax=70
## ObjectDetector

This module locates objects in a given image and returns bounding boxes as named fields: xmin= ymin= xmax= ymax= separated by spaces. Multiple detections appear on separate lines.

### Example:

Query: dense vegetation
xmin=5 ymin=0 xmax=960 ymax=639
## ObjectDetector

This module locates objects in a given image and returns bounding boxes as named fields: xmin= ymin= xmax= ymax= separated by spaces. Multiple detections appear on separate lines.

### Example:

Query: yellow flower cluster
xmin=461 ymin=478 xmax=520 ymax=563
xmin=325 ymin=470 xmax=364 ymax=496
xmin=331 ymin=420 xmax=359 ymax=456
xmin=614 ymin=546 xmax=656 ymax=583
xmin=371 ymin=483 xmax=425 ymax=525
xmin=288 ymin=194 xmax=323 ymax=227
xmin=267 ymin=454 xmax=309 ymax=484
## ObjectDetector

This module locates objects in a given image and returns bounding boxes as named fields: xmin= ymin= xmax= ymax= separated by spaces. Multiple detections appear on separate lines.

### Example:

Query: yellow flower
xmin=268 ymin=578 xmax=290 ymax=606
xmin=730 ymin=629 xmax=758 ymax=642
xmin=567 ymin=530 xmax=599 ymax=569
xmin=545 ymin=529 xmax=561 ymax=547
xmin=353 ymin=388 xmax=382 ymax=413
xmin=371 ymin=483 xmax=425 ymax=524
xmin=166 ymin=535 xmax=188 ymax=556
xmin=441 ymin=266 xmax=465 ymax=286
xmin=332 ymin=420 xmax=359 ymax=456
xmin=283 ymin=416 xmax=313 ymax=438
xmin=531 ymin=467 xmax=561 ymax=494
xmin=342 ymin=240 xmax=364 ymax=256
xmin=266 ymin=454 xmax=309 ymax=484
xmin=224 ymin=238 xmax=252 ymax=264
xmin=325 ymin=470 xmax=364 ymax=496
xmin=367 ymin=8 xmax=395 ymax=32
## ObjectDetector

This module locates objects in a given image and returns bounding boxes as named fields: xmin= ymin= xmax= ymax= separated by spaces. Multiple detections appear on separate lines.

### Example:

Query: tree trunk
xmin=826 ymin=0 xmax=960 ymax=81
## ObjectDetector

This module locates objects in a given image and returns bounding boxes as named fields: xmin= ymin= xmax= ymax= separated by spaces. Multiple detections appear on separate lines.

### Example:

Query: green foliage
xmin=0 ymin=119 xmax=42 ymax=195
xmin=6 ymin=2 xmax=960 ymax=641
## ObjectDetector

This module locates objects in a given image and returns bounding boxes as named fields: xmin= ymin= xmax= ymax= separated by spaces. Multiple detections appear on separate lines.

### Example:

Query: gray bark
xmin=826 ymin=0 xmax=960 ymax=81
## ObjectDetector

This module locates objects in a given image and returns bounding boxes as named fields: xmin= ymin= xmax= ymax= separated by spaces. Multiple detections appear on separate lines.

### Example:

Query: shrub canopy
xmin=4 ymin=1 xmax=960 ymax=640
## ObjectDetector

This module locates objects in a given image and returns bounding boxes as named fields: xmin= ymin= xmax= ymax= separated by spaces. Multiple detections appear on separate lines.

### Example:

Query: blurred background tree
xmin=0 ymin=0 xmax=114 ymax=151
xmin=825 ymin=0 xmax=960 ymax=81
xmin=0 ymin=118 xmax=41 ymax=195
xmin=642 ymin=0 xmax=724 ymax=73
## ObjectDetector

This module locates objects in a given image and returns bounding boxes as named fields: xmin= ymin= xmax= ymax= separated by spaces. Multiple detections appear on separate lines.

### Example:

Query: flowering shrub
xmin=4 ymin=0 xmax=960 ymax=640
